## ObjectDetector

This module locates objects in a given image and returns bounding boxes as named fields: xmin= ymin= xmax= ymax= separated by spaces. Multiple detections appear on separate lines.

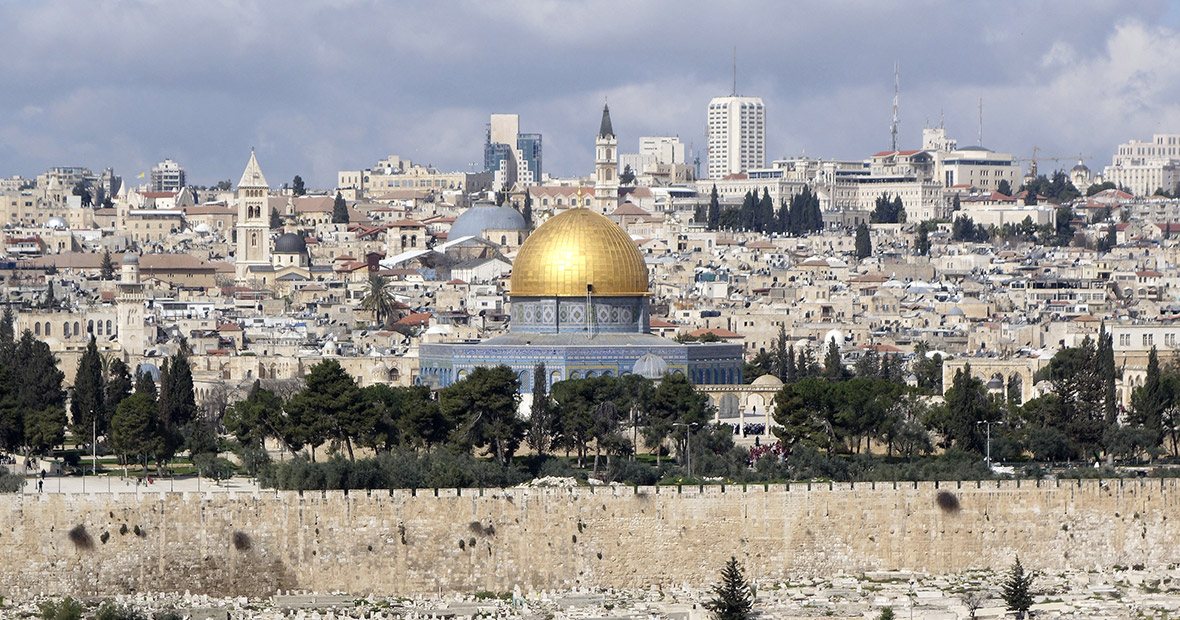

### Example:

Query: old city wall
xmin=0 ymin=479 xmax=1177 ymax=598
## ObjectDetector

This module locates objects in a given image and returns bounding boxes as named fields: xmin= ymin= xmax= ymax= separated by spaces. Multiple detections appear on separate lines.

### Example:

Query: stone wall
xmin=1 ymin=478 xmax=1176 ymax=598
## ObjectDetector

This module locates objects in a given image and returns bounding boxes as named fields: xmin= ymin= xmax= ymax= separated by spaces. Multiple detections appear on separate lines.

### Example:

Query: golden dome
xmin=511 ymin=208 xmax=648 ymax=297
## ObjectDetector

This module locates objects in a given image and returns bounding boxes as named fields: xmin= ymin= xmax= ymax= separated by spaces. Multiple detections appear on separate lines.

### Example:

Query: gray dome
xmin=275 ymin=232 xmax=307 ymax=253
xmin=122 ymin=253 xmax=139 ymax=265
xmin=449 ymin=203 xmax=526 ymax=241
xmin=633 ymin=353 xmax=669 ymax=380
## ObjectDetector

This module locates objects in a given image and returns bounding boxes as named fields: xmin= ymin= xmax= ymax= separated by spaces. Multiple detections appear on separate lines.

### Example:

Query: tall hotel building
xmin=707 ymin=96 xmax=765 ymax=179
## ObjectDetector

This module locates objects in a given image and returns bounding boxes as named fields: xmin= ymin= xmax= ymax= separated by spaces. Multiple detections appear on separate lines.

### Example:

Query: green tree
xmin=285 ymin=359 xmax=368 ymax=461
xmin=0 ymin=362 xmax=23 ymax=452
xmin=522 ymin=189 xmax=534 ymax=229
xmin=16 ymin=331 xmax=66 ymax=454
xmin=133 ymin=364 xmax=157 ymax=398
xmin=439 ymin=365 xmax=523 ymax=466
xmin=870 ymin=194 xmax=905 ymax=224
xmin=854 ymin=223 xmax=871 ymax=260
xmin=773 ymin=378 xmax=835 ymax=453
xmin=643 ymin=373 xmax=710 ymax=465
xmin=912 ymin=342 xmax=943 ymax=393
xmin=914 ymin=222 xmax=931 ymax=256
xmin=224 ymin=380 xmax=288 ymax=453
xmin=100 ymin=249 xmax=116 ymax=280
xmin=996 ymin=179 xmax=1012 ymax=196
xmin=360 ymin=273 xmax=397 ymax=328
xmin=392 ymin=384 xmax=448 ymax=452
xmin=331 ymin=191 xmax=349 ymax=224
xmin=105 ymin=358 xmax=133 ymax=421
xmin=291 ymin=174 xmax=306 ymax=196
xmin=1045 ymin=338 xmax=1106 ymax=456
xmin=159 ymin=345 xmax=198 ymax=466
xmin=551 ymin=377 xmax=597 ymax=467
xmin=38 ymin=596 xmax=84 ymax=620
xmin=925 ymin=366 xmax=992 ymax=452
xmin=1130 ymin=346 xmax=1166 ymax=448
xmin=707 ymin=184 xmax=720 ymax=231
xmin=1001 ymin=556 xmax=1035 ymax=619
xmin=269 ymin=207 xmax=282 ymax=229
xmin=703 ymin=556 xmax=754 ymax=620
xmin=111 ymin=393 xmax=163 ymax=468
xmin=41 ymin=282 xmax=56 ymax=309
xmin=619 ymin=164 xmax=636 ymax=185
xmin=527 ymin=363 xmax=557 ymax=456
xmin=822 ymin=339 xmax=849 ymax=381
xmin=70 ymin=335 xmax=106 ymax=439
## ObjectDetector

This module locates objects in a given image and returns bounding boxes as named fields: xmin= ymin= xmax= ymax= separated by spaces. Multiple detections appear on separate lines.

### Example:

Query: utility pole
xmin=977 ymin=420 xmax=996 ymax=468
xmin=891 ymin=62 xmax=899 ymax=151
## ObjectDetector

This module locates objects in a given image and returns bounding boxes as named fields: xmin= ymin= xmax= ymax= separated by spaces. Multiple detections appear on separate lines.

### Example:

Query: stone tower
xmin=115 ymin=253 xmax=148 ymax=356
xmin=594 ymin=103 xmax=618 ymax=214
xmin=235 ymin=149 xmax=271 ymax=282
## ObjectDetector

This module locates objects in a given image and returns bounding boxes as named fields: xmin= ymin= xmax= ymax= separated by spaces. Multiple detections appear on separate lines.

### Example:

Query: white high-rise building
xmin=150 ymin=158 xmax=186 ymax=193
xmin=1103 ymin=134 xmax=1180 ymax=197
xmin=707 ymin=96 xmax=765 ymax=179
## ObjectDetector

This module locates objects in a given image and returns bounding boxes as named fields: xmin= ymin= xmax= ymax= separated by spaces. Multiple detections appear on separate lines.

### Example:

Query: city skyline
xmin=2 ymin=1 xmax=1180 ymax=188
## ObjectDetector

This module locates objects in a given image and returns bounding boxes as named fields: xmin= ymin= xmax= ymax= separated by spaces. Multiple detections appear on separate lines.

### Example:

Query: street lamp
xmin=976 ymin=420 xmax=997 ymax=468
xmin=673 ymin=422 xmax=699 ymax=478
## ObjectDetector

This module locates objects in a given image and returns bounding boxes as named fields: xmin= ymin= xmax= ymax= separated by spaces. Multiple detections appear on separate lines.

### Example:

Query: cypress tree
xmin=823 ymin=339 xmax=849 ymax=381
xmin=70 ymin=335 xmax=106 ymax=438
xmin=100 ymin=249 xmax=116 ymax=280
xmin=134 ymin=365 xmax=157 ymax=398
xmin=855 ymin=222 xmax=872 ymax=259
xmin=707 ymin=184 xmax=720 ymax=231
xmin=1001 ymin=556 xmax=1035 ymax=619
xmin=527 ymin=363 xmax=556 ymax=456
xmin=331 ymin=191 xmax=349 ymax=224
xmin=105 ymin=358 xmax=133 ymax=430
xmin=704 ymin=556 xmax=754 ymax=620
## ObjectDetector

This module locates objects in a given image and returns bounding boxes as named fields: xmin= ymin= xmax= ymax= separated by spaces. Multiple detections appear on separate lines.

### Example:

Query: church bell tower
xmin=235 ymin=149 xmax=271 ymax=282
xmin=594 ymin=103 xmax=619 ymax=214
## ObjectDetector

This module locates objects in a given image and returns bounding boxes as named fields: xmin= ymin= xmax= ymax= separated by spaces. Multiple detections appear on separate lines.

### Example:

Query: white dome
xmin=46 ymin=216 xmax=68 ymax=230
xmin=632 ymin=353 xmax=668 ymax=380
xmin=194 ymin=223 xmax=212 ymax=234
xmin=824 ymin=329 xmax=845 ymax=346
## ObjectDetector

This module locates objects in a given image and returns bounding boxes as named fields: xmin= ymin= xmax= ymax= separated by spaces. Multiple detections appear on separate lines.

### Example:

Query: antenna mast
xmin=978 ymin=98 xmax=983 ymax=146
xmin=732 ymin=46 xmax=737 ymax=96
xmin=890 ymin=62 xmax=899 ymax=151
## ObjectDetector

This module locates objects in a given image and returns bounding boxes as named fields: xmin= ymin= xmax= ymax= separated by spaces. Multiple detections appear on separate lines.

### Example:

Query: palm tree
xmin=360 ymin=273 xmax=397 ymax=328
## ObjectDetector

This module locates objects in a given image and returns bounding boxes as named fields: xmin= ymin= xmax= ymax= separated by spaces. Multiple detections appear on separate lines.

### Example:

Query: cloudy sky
xmin=2 ymin=0 xmax=1180 ymax=190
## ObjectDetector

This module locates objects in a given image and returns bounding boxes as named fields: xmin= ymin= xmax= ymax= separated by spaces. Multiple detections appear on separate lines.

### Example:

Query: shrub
xmin=95 ymin=601 xmax=147 ymax=620
xmin=38 ymin=596 xmax=84 ymax=620
xmin=607 ymin=459 xmax=661 ymax=485
xmin=0 ymin=470 xmax=22 ymax=493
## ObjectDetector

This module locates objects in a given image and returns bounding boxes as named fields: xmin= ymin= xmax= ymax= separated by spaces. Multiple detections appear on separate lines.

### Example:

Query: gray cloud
xmin=0 ymin=0 xmax=1177 ymax=189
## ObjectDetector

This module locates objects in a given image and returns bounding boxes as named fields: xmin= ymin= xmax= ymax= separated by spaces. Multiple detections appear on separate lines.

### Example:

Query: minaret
xmin=235 ymin=149 xmax=271 ymax=282
xmin=115 ymin=253 xmax=148 ymax=356
xmin=594 ymin=103 xmax=619 ymax=214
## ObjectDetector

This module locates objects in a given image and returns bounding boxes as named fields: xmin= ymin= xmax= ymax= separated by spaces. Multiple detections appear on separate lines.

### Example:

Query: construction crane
xmin=1014 ymin=147 xmax=1089 ymax=178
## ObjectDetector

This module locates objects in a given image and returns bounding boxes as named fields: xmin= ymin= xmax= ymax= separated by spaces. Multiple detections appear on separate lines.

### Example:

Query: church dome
xmin=274 ymin=232 xmax=307 ymax=253
xmin=46 ymin=216 xmax=68 ymax=230
xmin=122 ymin=253 xmax=139 ymax=265
xmin=511 ymin=208 xmax=648 ymax=297
xmin=449 ymin=203 xmax=527 ymax=241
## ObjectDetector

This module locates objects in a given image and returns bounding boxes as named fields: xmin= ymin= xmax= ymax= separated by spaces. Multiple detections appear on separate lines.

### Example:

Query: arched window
xmin=500 ymin=235 xmax=507 ymax=245
xmin=106 ymin=320 xmax=112 ymax=334
xmin=87 ymin=320 xmax=94 ymax=334
xmin=74 ymin=322 xmax=80 ymax=337
xmin=34 ymin=322 xmax=40 ymax=336
xmin=44 ymin=323 xmax=51 ymax=336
